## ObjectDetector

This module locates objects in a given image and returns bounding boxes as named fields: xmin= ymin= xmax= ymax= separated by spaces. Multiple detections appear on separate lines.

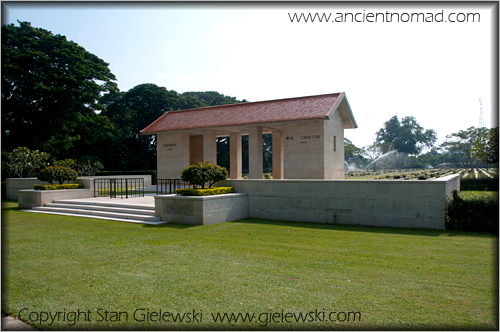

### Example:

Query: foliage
xmin=440 ymin=127 xmax=490 ymax=168
xmin=181 ymin=91 xmax=247 ymax=106
xmin=2 ymin=147 xmax=49 ymax=178
xmin=37 ymin=166 xmax=78 ymax=185
xmin=461 ymin=178 xmax=499 ymax=191
xmin=376 ymin=115 xmax=437 ymax=168
xmin=175 ymin=187 xmax=235 ymax=196
xmin=53 ymin=159 xmax=77 ymax=170
xmin=446 ymin=191 xmax=498 ymax=232
xmin=345 ymin=138 xmax=366 ymax=165
xmin=180 ymin=160 xmax=228 ymax=189
xmin=474 ymin=127 xmax=499 ymax=165
xmin=76 ymin=158 xmax=104 ymax=176
xmin=2 ymin=21 xmax=117 ymax=158
xmin=33 ymin=183 xmax=83 ymax=190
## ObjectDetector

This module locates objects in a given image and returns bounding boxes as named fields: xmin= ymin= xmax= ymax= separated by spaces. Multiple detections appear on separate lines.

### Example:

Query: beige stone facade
xmin=142 ymin=92 xmax=357 ymax=180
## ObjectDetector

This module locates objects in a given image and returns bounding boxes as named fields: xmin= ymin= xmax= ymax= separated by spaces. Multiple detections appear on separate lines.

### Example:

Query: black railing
xmin=156 ymin=179 xmax=191 ymax=195
xmin=94 ymin=178 xmax=145 ymax=199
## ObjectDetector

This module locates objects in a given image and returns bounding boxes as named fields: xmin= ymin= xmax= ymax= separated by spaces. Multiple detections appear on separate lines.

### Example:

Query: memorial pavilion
xmin=141 ymin=92 xmax=357 ymax=179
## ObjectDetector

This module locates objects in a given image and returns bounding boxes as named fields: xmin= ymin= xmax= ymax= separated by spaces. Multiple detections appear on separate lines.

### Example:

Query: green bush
xmin=37 ymin=166 xmax=78 ymax=184
xmin=180 ymin=161 xmax=228 ymax=189
xmin=33 ymin=183 xmax=84 ymax=190
xmin=461 ymin=178 xmax=499 ymax=191
xmin=3 ymin=146 xmax=49 ymax=178
xmin=446 ymin=191 xmax=499 ymax=232
xmin=53 ymin=159 xmax=77 ymax=169
xmin=175 ymin=187 xmax=235 ymax=196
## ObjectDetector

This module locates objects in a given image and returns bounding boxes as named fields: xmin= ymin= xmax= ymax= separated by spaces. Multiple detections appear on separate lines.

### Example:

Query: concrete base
xmin=6 ymin=175 xmax=151 ymax=200
xmin=155 ymin=193 xmax=248 ymax=225
xmin=18 ymin=189 xmax=93 ymax=209
xmin=219 ymin=174 xmax=461 ymax=230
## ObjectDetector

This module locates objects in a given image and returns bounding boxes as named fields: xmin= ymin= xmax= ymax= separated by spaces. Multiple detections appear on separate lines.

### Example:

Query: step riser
xmin=53 ymin=200 xmax=155 ymax=211
xmin=24 ymin=210 xmax=167 ymax=225
xmin=44 ymin=203 xmax=156 ymax=216
xmin=32 ymin=207 xmax=160 ymax=222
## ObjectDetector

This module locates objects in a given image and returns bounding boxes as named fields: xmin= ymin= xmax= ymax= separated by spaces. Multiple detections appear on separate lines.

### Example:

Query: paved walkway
xmin=59 ymin=195 xmax=156 ymax=207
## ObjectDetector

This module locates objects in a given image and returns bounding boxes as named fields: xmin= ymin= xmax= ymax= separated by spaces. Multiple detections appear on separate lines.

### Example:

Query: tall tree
xmin=100 ymin=84 xmax=182 ymax=170
xmin=440 ymin=127 xmax=491 ymax=168
xmin=376 ymin=115 xmax=437 ymax=168
xmin=181 ymin=91 xmax=247 ymax=106
xmin=1 ymin=21 xmax=117 ymax=158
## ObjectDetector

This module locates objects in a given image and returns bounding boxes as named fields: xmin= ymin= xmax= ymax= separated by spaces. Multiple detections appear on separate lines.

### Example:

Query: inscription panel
xmin=165 ymin=200 xmax=194 ymax=216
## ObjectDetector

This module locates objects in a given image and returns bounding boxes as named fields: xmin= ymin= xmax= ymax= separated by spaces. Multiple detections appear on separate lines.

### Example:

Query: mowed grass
xmin=2 ymin=200 xmax=497 ymax=330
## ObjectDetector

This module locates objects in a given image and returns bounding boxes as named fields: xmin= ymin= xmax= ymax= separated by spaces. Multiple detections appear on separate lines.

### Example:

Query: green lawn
xmin=2 ymin=200 xmax=497 ymax=330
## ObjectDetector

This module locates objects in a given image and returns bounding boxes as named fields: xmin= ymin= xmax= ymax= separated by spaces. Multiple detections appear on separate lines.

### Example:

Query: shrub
xmin=175 ymin=187 xmax=235 ymax=196
xmin=461 ymin=178 xmax=499 ymax=191
xmin=2 ymin=147 xmax=49 ymax=178
xmin=180 ymin=160 xmax=228 ymax=189
xmin=33 ymin=184 xmax=84 ymax=190
xmin=37 ymin=166 xmax=78 ymax=185
xmin=446 ymin=191 xmax=498 ymax=232
xmin=54 ymin=159 xmax=77 ymax=170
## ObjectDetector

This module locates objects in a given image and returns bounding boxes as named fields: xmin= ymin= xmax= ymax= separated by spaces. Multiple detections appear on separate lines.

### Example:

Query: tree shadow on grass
xmin=232 ymin=218 xmax=496 ymax=238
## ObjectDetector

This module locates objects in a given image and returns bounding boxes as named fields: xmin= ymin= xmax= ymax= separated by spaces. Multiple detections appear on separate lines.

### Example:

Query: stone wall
xmin=6 ymin=175 xmax=151 ymax=200
xmin=155 ymin=193 xmax=248 ymax=225
xmin=220 ymin=175 xmax=460 ymax=230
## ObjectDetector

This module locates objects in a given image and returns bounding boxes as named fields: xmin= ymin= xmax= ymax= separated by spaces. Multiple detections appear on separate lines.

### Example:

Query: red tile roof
xmin=141 ymin=92 xmax=355 ymax=134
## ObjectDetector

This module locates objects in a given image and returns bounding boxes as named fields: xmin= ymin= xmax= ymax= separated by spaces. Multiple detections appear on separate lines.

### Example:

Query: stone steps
xmin=24 ymin=200 xmax=167 ymax=225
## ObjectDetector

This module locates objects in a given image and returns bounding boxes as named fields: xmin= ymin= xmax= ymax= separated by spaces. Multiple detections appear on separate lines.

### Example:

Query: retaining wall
xmin=5 ymin=175 xmax=151 ymax=200
xmin=18 ymin=189 xmax=93 ymax=209
xmin=155 ymin=193 xmax=248 ymax=225
xmin=220 ymin=174 xmax=460 ymax=230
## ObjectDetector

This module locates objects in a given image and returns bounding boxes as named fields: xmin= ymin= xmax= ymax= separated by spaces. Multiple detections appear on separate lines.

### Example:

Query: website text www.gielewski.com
xmin=17 ymin=308 xmax=361 ymax=327
xmin=288 ymin=10 xmax=480 ymax=23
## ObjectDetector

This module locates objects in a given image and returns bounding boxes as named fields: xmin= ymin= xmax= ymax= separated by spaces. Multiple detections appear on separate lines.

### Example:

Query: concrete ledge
xmin=154 ymin=193 xmax=248 ymax=225
xmin=18 ymin=189 xmax=93 ymax=209
xmin=219 ymin=175 xmax=461 ymax=230
xmin=6 ymin=175 xmax=151 ymax=200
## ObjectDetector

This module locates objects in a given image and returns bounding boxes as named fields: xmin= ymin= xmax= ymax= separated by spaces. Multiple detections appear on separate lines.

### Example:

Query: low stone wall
xmin=6 ymin=175 xmax=151 ymax=200
xmin=155 ymin=193 xmax=248 ymax=225
xmin=220 ymin=175 xmax=460 ymax=230
xmin=18 ymin=189 xmax=93 ymax=209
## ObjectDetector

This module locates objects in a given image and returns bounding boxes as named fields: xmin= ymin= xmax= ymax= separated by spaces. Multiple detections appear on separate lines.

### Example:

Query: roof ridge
xmin=165 ymin=92 xmax=343 ymax=114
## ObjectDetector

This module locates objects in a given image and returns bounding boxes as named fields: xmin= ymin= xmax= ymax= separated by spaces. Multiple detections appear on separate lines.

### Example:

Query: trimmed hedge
xmin=175 ymin=187 xmax=235 ymax=196
xmin=95 ymin=170 xmax=157 ymax=185
xmin=446 ymin=191 xmax=499 ymax=232
xmin=461 ymin=178 xmax=499 ymax=191
xmin=33 ymin=184 xmax=84 ymax=190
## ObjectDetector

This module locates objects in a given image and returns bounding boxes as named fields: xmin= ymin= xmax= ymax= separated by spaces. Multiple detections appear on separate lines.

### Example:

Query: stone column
xmin=229 ymin=133 xmax=242 ymax=179
xmin=272 ymin=130 xmax=284 ymax=179
xmin=248 ymin=126 xmax=263 ymax=179
xmin=203 ymin=131 xmax=217 ymax=164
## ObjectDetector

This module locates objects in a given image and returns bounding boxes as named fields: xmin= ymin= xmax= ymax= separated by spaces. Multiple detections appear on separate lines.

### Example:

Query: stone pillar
xmin=248 ymin=126 xmax=263 ymax=179
xmin=203 ymin=131 xmax=217 ymax=164
xmin=230 ymin=133 xmax=242 ymax=179
xmin=157 ymin=132 xmax=190 ymax=179
xmin=272 ymin=130 xmax=284 ymax=179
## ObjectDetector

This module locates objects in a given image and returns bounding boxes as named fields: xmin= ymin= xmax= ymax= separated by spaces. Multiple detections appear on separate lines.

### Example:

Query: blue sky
xmin=2 ymin=2 xmax=496 ymax=149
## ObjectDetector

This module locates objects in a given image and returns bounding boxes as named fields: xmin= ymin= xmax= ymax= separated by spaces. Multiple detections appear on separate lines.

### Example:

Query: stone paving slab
xmin=1 ymin=315 xmax=36 ymax=330
xmin=56 ymin=195 xmax=155 ymax=207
